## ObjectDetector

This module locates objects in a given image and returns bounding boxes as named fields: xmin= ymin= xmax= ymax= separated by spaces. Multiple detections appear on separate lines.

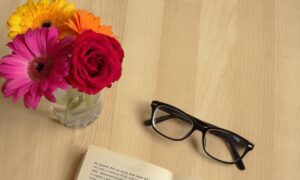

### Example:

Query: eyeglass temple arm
xmin=229 ymin=142 xmax=246 ymax=170
xmin=144 ymin=114 xmax=174 ymax=126
xmin=210 ymin=130 xmax=245 ymax=170
xmin=144 ymin=115 xmax=245 ymax=170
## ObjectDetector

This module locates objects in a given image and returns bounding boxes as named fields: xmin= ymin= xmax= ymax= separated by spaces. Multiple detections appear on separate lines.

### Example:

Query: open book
xmin=76 ymin=145 xmax=197 ymax=180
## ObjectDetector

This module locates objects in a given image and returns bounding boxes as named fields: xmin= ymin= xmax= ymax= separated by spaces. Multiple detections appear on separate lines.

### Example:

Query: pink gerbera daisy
xmin=0 ymin=27 xmax=73 ymax=109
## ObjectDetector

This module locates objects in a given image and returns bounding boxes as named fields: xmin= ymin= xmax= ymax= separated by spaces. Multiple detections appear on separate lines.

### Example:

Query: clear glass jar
xmin=50 ymin=88 xmax=101 ymax=128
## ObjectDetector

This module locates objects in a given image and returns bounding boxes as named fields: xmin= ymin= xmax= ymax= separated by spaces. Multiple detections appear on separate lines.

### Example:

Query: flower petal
xmin=24 ymin=29 xmax=41 ymax=57
xmin=5 ymin=78 xmax=31 ymax=91
xmin=13 ymin=81 xmax=32 ymax=103
xmin=36 ymin=28 xmax=47 ymax=56
xmin=46 ymin=27 xmax=59 ymax=53
xmin=43 ymin=90 xmax=56 ymax=102
xmin=39 ymin=79 xmax=48 ymax=91
xmin=7 ymin=34 xmax=33 ymax=60
xmin=51 ymin=36 xmax=74 ymax=58
xmin=24 ymin=93 xmax=33 ymax=108
xmin=1 ymin=54 xmax=28 ymax=65
xmin=31 ymin=93 xmax=42 ymax=109
xmin=30 ymin=82 xmax=39 ymax=96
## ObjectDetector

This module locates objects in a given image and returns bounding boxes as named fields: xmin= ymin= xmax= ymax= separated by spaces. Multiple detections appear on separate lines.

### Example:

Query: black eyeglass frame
xmin=144 ymin=101 xmax=254 ymax=170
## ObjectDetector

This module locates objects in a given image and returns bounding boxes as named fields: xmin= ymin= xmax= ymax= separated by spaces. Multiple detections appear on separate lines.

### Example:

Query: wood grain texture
xmin=1 ymin=0 xmax=300 ymax=179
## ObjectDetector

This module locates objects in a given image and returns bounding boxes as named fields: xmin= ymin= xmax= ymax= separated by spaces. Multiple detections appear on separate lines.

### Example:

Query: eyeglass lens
xmin=204 ymin=129 xmax=247 ymax=162
xmin=153 ymin=106 xmax=193 ymax=140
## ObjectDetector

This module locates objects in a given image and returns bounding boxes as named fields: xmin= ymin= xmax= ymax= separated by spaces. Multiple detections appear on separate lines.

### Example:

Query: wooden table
xmin=1 ymin=0 xmax=300 ymax=179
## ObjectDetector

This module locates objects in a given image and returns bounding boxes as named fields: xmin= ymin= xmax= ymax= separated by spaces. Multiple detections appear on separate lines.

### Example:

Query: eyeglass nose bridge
xmin=195 ymin=122 xmax=208 ymax=132
xmin=188 ymin=116 xmax=208 ymax=133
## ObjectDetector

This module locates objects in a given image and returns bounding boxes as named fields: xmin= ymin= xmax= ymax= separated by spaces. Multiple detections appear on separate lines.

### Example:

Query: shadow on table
xmin=69 ymin=152 xmax=85 ymax=180
xmin=136 ymin=100 xmax=151 ymax=122
xmin=136 ymin=100 xmax=163 ymax=139
xmin=189 ymin=134 xmax=217 ymax=164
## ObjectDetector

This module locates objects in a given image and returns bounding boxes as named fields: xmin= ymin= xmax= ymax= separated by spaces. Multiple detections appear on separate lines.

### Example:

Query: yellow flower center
xmin=31 ymin=12 xmax=64 ymax=29
xmin=41 ymin=21 xmax=52 ymax=28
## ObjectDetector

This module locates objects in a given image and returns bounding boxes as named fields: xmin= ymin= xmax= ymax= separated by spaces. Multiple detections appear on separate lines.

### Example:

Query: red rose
xmin=67 ymin=30 xmax=124 ymax=94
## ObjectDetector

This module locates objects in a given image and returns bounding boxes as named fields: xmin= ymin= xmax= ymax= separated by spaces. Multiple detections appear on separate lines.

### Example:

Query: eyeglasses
xmin=144 ymin=101 xmax=254 ymax=170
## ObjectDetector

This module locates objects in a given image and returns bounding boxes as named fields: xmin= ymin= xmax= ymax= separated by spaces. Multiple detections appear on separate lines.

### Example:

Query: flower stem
xmin=84 ymin=93 xmax=94 ymax=109
xmin=64 ymin=94 xmax=84 ymax=119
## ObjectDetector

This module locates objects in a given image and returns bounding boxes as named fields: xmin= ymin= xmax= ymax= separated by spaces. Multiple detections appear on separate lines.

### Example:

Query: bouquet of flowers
xmin=0 ymin=0 xmax=124 ymax=118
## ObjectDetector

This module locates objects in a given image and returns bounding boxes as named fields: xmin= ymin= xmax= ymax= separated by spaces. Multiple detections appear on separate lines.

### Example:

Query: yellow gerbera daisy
xmin=7 ymin=0 xmax=74 ymax=39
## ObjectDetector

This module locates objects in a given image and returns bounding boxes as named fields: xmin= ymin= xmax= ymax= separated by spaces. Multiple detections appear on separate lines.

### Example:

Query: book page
xmin=76 ymin=145 xmax=173 ymax=180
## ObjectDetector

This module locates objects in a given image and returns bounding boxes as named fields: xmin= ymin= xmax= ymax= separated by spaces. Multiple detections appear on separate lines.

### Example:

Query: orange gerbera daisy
xmin=66 ymin=10 xmax=115 ymax=38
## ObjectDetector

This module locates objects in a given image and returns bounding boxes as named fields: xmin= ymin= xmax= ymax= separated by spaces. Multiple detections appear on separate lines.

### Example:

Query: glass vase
xmin=50 ymin=88 xmax=102 ymax=128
